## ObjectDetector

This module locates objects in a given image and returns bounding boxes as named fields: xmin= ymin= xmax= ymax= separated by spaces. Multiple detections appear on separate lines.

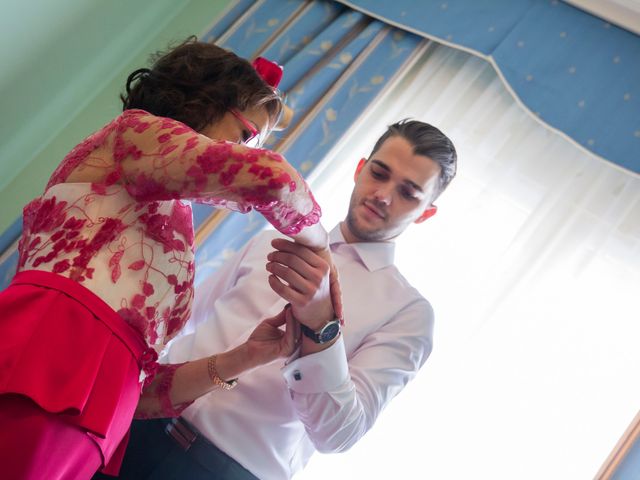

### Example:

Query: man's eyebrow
xmin=370 ymin=159 xmax=424 ymax=192
xmin=370 ymin=159 xmax=390 ymax=172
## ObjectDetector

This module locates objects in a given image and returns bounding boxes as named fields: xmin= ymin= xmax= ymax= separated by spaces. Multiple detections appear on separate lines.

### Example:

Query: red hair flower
xmin=252 ymin=57 xmax=283 ymax=89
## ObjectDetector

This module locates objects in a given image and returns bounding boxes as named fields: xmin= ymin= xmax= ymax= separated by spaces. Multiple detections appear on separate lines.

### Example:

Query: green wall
xmin=0 ymin=0 xmax=233 ymax=234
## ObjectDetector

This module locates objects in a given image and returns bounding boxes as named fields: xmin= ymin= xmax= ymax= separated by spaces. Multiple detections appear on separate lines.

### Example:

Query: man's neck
xmin=338 ymin=221 xmax=397 ymax=244
xmin=339 ymin=221 xmax=357 ymax=244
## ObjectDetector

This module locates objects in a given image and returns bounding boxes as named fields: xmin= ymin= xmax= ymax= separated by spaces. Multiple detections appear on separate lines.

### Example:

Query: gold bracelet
xmin=207 ymin=355 xmax=238 ymax=390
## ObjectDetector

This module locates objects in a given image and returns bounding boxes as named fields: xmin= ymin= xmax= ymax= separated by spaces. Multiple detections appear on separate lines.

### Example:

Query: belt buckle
xmin=165 ymin=418 xmax=197 ymax=451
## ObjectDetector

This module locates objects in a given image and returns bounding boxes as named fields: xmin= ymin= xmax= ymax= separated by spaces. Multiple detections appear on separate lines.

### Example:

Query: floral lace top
xmin=16 ymin=109 xmax=320 ymax=379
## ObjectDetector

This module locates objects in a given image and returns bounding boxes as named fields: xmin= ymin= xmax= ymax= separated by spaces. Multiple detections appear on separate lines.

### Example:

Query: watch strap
xmin=300 ymin=319 xmax=340 ymax=344
xmin=300 ymin=323 xmax=321 ymax=342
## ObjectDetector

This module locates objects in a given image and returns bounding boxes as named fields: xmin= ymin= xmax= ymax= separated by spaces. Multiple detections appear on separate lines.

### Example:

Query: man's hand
xmin=245 ymin=306 xmax=300 ymax=367
xmin=266 ymin=238 xmax=343 ymax=330
xmin=315 ymin=246 xmax=343 ymax=322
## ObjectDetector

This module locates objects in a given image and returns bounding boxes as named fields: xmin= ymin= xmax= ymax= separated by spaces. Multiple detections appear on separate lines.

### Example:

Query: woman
xmin=0 ymin=38 xmax=337 ymax=479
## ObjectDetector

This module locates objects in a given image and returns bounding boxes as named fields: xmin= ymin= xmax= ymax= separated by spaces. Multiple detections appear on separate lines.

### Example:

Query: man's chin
xmin=345 ymin=213 xmax=388 ymax=241
xmin=348 ymin=223 xmax=385 ymax=242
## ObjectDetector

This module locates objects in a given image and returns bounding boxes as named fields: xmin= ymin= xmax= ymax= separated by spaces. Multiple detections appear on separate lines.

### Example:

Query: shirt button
xmin=293 ymin=370 xmax=302 ymax=381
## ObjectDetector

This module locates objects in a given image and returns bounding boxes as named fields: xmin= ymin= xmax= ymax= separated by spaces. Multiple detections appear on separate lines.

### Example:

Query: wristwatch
xmin=300 ymin=318 xmax=341 ymax=344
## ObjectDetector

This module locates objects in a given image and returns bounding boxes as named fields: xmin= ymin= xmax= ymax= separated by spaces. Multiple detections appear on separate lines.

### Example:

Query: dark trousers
xmin=93 ymin=418 xmax=259 ymax=480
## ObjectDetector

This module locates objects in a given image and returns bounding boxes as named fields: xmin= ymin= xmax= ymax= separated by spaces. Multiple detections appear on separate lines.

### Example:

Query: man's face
xmin=343 ymin=135 xmax=441 ymax=243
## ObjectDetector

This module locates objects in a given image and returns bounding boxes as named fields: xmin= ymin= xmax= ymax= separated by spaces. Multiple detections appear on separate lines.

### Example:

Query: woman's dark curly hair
xmin=121 ymin=37 xmax=283 ymax=132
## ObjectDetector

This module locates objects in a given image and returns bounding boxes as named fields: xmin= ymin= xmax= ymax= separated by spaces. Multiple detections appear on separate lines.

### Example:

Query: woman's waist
xmin=13 ymin=265 xmax=194 ymax=348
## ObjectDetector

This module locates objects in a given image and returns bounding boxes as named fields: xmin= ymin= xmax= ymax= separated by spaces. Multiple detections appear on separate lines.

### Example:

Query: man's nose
xmin=373 ymin=186 xmax=392 ymax=206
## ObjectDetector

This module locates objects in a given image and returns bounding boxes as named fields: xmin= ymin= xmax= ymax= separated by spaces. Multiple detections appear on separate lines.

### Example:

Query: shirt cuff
xmin=280 ymin=335 xmax=349 ymax=394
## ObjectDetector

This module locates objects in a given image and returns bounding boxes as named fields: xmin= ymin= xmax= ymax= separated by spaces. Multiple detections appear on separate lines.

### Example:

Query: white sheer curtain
xmin=295 ymin=43 xmax=640 ymax=480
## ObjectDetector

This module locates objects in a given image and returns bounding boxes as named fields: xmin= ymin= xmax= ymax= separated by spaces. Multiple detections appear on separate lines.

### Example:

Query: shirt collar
xmin=329 ymin=224 xmax=395 ymax=272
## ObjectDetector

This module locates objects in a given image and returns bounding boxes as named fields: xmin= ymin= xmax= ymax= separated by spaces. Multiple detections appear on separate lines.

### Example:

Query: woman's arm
xmin=135 ymin=306 xmax=300 ymax=418
xmin=118 ymin=112 xmax=342 ymax=315
xmin=112 ymin=111 xmax=320 ymax=236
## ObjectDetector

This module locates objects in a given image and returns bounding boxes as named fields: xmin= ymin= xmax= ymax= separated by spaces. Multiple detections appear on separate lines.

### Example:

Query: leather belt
xmin=161 ymin=417 xmax=260 ymax=479
xmin=165 ymin=417 xmax=198 ymax=451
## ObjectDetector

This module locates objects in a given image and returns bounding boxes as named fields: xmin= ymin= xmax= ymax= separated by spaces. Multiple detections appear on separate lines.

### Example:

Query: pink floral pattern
xmin=134 ymin=363 xmax=192 ymax=419
xmin=16 ymin=110 xmax=321 ymax=415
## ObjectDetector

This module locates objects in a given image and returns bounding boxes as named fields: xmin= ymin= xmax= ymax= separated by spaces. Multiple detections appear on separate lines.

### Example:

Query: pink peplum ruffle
xmin=0 ymin=270 xmax=150 ymax=475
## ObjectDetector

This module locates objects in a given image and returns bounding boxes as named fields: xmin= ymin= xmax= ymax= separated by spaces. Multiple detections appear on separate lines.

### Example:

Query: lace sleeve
xmin=114 ymin=111 xmax=321 ymax=235
xmin=134 ymin=363 xmax=193 ymax=419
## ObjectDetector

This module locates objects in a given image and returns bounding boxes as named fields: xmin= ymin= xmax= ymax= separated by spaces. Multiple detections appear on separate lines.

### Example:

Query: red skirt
xmin=0 ymin=270 xmax=149 ymax=476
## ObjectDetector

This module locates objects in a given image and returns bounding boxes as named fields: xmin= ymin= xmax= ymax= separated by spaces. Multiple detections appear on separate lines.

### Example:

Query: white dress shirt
xmin=167 ymin=225 xmax=434 ymax=479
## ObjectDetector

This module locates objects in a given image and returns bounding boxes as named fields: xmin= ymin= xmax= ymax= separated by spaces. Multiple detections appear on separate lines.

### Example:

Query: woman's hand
xmin=245 ymin=306 xmax=301 ymax=367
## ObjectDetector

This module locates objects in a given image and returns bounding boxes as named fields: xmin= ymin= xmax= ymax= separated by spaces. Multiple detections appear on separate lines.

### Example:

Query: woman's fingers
xmin=261 ymin=307 xmax=287 ymax=328
xmin=283 ymin=306 xmax=299 ymax=353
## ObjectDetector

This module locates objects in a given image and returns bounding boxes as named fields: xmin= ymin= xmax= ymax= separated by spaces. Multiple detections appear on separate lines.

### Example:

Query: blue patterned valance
xmin=336 ymin=0 xmax=640 ymax=174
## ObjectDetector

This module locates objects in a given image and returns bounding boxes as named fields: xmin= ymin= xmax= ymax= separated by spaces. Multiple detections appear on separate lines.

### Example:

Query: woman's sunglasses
xmin=230 ymin=109 xmax=267 ymax=148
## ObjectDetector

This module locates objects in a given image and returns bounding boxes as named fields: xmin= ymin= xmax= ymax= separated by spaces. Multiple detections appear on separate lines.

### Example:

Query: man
xmin=108 ymin=119 xmax=457 ymax=479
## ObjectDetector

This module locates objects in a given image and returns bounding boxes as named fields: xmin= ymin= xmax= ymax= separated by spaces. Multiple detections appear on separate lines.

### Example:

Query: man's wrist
xmin=300 ymin=321 xmax=340 ymax=344
xmin=292 ymin=312 xmax=332 ymax=332
xmin=301 ymin=318 xmax=332 ymax=331
xmin=299 ymin=330 xmax=340 ymax=356
xmin=291 ymin=222 xmax=329 ymax=251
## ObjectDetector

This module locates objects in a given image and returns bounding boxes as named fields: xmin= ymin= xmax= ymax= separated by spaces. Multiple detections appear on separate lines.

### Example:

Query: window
xmin=296 ymin=44 xmax=640 ymax=480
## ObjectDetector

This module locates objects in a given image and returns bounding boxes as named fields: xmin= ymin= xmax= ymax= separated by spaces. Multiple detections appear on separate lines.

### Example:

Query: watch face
xmin=319 ymin=321 xmax=341 ymax=343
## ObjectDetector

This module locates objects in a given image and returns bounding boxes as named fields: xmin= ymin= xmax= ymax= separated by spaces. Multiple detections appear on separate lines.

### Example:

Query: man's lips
xmin=362 ymin=201 xmax=385 ymax=220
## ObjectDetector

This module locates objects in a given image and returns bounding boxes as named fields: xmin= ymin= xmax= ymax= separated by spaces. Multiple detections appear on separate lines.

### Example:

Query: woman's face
xmin=200 ymin=105 xmax=271 ymax=147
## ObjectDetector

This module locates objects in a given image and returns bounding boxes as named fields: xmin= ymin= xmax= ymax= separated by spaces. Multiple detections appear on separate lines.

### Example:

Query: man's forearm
xmin=282 ymin=339 xmax=367 ymax=453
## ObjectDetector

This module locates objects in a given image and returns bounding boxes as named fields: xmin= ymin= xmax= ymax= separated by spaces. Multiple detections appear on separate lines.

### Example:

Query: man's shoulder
xmin=382 ymin=268 xmax=434 ymax=336
xmin=341 ymin=259 xmax=433 ymax=317
xmin=381 ymin=263 xmax=427 ymax=299
xmin=384 ymin=265 xmax=434 ymax=322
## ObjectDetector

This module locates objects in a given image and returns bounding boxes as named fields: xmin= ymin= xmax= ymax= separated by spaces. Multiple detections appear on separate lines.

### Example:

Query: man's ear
xmin=354 ymin=158 xmax=366 ymax=181
xmin=415 ymin=205 xmax=437 ymax=224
